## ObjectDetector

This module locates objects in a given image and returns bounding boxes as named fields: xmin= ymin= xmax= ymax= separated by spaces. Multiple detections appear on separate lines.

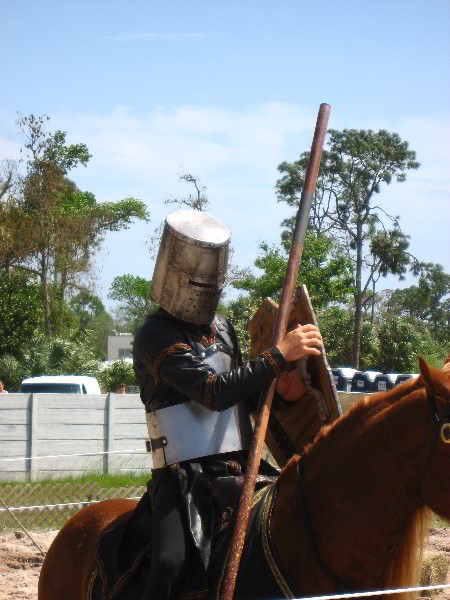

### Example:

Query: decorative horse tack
xmin=429 ymin=387 xmax=450 ymax=444
xmin=441 ymin=422 xmax=450 ymax=443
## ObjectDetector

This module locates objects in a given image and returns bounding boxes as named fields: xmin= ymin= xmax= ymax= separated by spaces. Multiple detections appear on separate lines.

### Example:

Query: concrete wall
xmin=338 ymin=391 xmax=367 ymax=414
xmin=0 ymin=391 xmax=367 ymax=482
xmin=0 ymin=393 xmax=148 ymax=481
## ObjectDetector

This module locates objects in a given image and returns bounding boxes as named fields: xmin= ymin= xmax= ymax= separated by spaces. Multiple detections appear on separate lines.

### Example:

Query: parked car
xmin=20 ymin=375 xmax=101 ymax=394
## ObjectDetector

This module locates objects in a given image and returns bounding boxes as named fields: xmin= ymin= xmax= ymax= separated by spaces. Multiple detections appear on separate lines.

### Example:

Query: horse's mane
xmin=308 ymin=373 xmax=424 ymax=458
xmin=293 ymin=373 xmax=435 ymax=597
xmin=383 ymin=504 xmax=431 ymax=598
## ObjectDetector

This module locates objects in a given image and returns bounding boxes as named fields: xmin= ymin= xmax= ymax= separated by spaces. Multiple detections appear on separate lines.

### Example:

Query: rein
xmin=419 ymin=386 xmax=450 ymax=499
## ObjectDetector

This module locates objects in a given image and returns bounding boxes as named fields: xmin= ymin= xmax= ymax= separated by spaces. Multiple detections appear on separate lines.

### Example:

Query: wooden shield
xmin=249 ymin=284 xmax=342 ymax=467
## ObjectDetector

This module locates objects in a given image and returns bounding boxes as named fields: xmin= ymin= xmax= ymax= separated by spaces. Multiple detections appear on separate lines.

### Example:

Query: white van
xmin=20 ymin=375 xmax=101 ymax=394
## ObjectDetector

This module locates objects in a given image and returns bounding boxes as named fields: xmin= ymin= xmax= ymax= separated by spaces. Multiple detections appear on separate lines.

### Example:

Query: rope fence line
xmin=0 ymin=453 xmax=448 ymax=597
xmin=0 ymin=497 xmax=143 ymax=512
xmin=294 ymin=583 xmax=450 ymax=599
xmin=0 ymin=483 xmax=447 ymax=596
xmin=0 ymin=448 xmax=147 ymax=464
xmin=0 ymin=496 xmax=46 ymax=556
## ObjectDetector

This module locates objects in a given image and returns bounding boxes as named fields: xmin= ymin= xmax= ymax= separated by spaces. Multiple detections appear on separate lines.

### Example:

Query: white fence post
xmin=29 ymin=394 xmax=39 ymax=482
xmin=105 ymin=393 xmax=115 ymax=474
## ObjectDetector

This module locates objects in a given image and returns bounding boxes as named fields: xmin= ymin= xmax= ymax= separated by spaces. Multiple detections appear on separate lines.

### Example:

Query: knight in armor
xmin=133 ymin=210 xmax=323 ymax=600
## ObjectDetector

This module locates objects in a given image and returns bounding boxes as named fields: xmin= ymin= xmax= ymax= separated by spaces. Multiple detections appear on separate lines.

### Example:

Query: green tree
xmin=378 ymin=316 xmax=446 ymax=372
xmin=54 ymin=189 xmax=150 ymax=335
xmin=46 ymin=338 xmax=99 ymax=375
xmin=232 ymin=231 xmax=354 ymax=310
xmin=383 ymin=263 xmax=449 ymax=343
xmin=108 ymin=275 xmax=157 ymax=333
xmin=317 ymin=306 xmax=380 ymax=369
xmin=0 ymin=160 xmax=16 ymax=201
xmin=0 ymin=270 xmax=42 ymax=357
xmin=16 ymin=114 xmax=92 ymax=335
xmin=2 ymin=114 xmax=150 ymax=337
xmin=277 ymin=129 xmax=419 ymax=367
xmin=220 ymin=295 xmax=262 ymax=362
xmin=69 ymin=291 xmax=115 ymax=359
xmin=366 ymin=227 xmax=412 ymax=324
xmin=224 ymin=231 xmax=354 ymax=360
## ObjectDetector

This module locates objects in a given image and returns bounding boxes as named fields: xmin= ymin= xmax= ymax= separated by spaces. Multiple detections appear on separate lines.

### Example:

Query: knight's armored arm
xmin=158 ymin=345 xmax=288 ymax=411
xmin=133 ymin=315 xmax=288 ymax=412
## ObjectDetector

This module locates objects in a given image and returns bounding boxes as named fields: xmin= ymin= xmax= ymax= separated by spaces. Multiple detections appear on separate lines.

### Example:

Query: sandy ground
xmin=0 ymin=527 xmax=448 ymax=600
xmin=0 ymin=530 xmax=56 ymax=600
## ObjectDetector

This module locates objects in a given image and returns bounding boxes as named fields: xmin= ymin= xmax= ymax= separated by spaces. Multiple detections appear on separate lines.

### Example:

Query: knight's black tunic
xmin=133 ymin=309 xmax=287 ymax=571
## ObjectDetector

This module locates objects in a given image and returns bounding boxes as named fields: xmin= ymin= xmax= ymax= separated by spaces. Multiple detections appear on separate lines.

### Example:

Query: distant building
xmin=107 ymin=334 xmax=133 ymax=361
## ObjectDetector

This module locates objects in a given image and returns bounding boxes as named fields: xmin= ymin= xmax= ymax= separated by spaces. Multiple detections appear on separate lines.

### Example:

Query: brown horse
xmin=38 ymin=357 xmax=450 ymax=599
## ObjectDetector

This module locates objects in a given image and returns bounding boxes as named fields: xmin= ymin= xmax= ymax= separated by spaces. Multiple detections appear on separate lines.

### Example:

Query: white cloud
xmin=1 ymin=105 xmax=448 ymax=301
xmin=54 ymin=103 xmax=314 ymax=192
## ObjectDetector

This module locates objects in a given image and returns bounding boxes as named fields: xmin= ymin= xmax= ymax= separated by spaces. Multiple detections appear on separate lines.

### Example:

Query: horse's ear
xmin=419 ymin=356 xmax=434 ymax=395
xmin=419 ymin=356 xmax=429 ymax=376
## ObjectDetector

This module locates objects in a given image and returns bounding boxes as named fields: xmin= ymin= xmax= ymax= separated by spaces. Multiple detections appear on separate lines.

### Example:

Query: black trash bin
xmin=351 ymin=372 xmax=370 ymax=392
xmin=395 ymin=373 xmax=418 ymax=386
xmin=373 ymin=373 xmax=398 ymax=392
xmin=332 ymin=368 xmax=357 ymax=391
xmin=351 ymin=371 xmax=381 ymax=393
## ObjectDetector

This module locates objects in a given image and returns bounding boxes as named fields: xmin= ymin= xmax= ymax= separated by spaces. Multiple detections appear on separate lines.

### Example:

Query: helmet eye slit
xmin=188 ymin=279 xmax=217 ymax=290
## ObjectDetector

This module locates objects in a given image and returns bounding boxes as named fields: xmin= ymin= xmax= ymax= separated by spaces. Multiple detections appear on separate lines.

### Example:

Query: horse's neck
xmin=271 ymin=392 xmax=430 ymax=591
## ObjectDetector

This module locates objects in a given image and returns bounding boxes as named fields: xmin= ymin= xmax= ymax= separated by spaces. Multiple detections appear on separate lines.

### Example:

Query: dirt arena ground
xmin=0 ymin=531 xmax=56 ymax=600
xmin=0 ymin=526 xmax=448 ymax=599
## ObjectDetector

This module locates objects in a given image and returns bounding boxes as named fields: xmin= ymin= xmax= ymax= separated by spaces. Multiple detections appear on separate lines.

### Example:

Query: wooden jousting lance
xmin=219 ymin=102 xmax=331 ymax=600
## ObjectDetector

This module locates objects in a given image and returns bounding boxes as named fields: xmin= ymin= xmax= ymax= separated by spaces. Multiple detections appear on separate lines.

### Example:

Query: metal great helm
xmin=151 ymin=210 xmax=230 ymax=324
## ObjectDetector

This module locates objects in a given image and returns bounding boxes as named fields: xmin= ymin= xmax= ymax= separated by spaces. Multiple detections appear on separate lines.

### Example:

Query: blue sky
xmin=1 ymin=0 xmax=449 ymax=308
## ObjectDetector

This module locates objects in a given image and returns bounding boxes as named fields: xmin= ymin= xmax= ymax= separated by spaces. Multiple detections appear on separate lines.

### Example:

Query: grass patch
xmin=432 ymin=515 xmax=450 ymax=529
xmin=420 ymin=552 xmax=449 ymax=595
xmin=0 ymin=474 xmax=149 ymax=532
xmin=0 ymin=472 xmax=150 ymax=488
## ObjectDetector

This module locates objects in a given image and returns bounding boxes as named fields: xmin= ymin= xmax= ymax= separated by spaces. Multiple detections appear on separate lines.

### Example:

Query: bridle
xmin=295 ymin=381 xmax=450 ymax=591
xmin=425 ymin=386 xmax=450 ymax=445
xmin=418 ymin=385 xmax=450 ymax=498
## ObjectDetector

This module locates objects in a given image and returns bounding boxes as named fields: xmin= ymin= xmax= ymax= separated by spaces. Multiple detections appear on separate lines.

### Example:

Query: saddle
xmin=89 ymin=475 xmax=277 ymax=600
xmin=211 ymin=474 xmax=277 ymax=512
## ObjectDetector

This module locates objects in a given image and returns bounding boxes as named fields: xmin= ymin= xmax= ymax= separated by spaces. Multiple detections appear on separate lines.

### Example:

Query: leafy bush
xmin=0 ymin=336 xmax=102 ymax=390
xmin=97 ymin=359 xmax=136 ymax=392
xmin=46 ymin=338 xmax=99 ymax=375
xmin=18 ymin=335 xmax=100 ymax=377
xmin=0 ymin=354 xmax=26 ymax=392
